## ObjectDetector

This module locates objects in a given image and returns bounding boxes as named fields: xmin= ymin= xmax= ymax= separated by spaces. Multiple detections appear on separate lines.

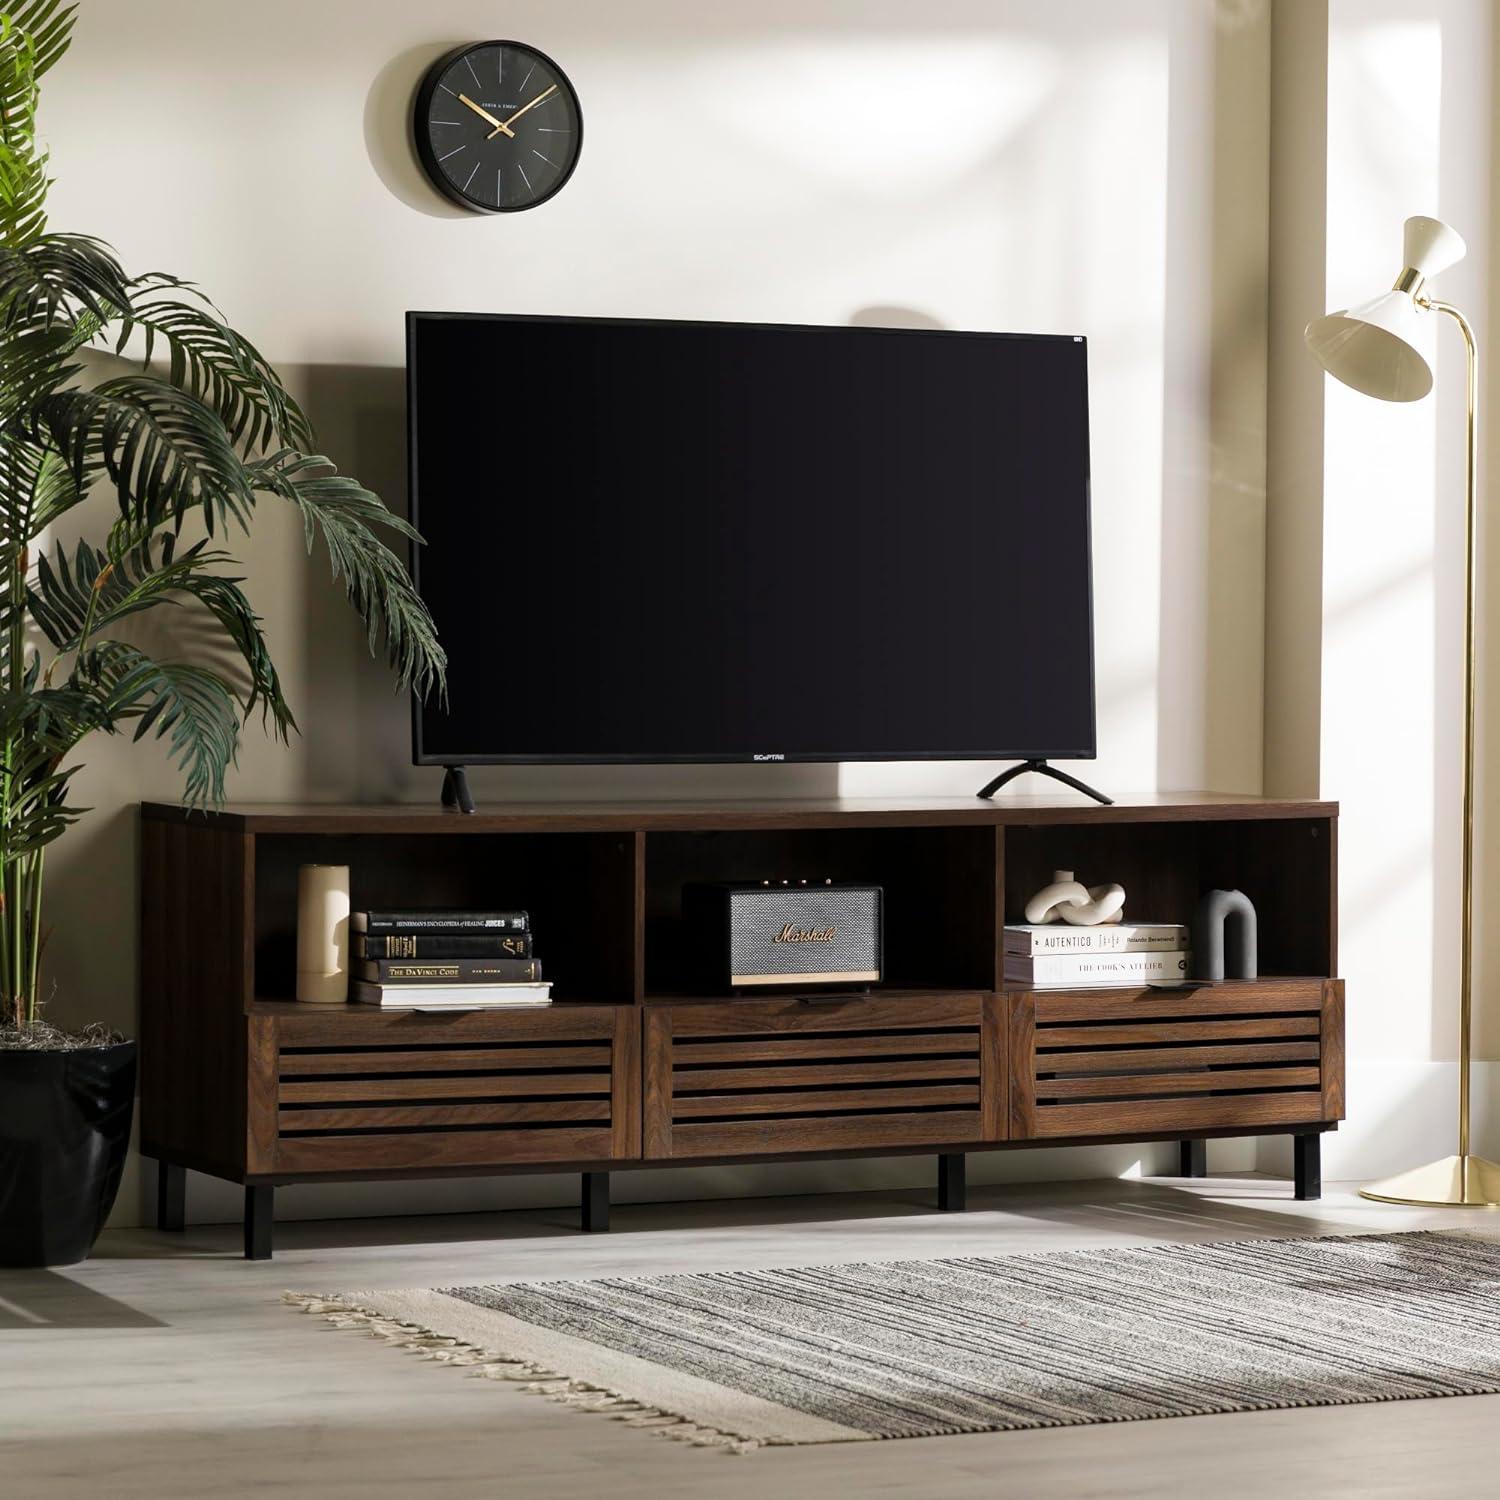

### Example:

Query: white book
xmin=393 ymin=1002 xmax=553 ymax=1012
xmin=1003 ymin=923 xmax=1188 ymax=956
xmin=1004 ymin=950 xmax=1190 ymax=987
xmin=353 ymin=980 xmax=552 ymax=1006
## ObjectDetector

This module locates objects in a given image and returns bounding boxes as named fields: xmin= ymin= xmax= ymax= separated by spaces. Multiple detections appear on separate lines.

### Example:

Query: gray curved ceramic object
xmin=1192 ymin=888 xmax=1258 ymax=981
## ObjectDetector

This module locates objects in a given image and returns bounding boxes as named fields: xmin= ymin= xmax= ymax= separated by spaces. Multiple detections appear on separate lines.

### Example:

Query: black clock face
xmin=414 ymin=42 xmax=582 ymax=213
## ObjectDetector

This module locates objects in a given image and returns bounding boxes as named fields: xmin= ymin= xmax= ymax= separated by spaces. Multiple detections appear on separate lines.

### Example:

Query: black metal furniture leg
xmin=244 ymin=1185 xmax=274 ymax=1260
xmin=582 ymin=1171 xmax=610 ymax=1232
xmin=157 ymin=1161 xmax=185 ymax=1232
xmin=440 ymin=764 xmax=476 ymax=814
xmin=1179 ymin=1139 xmax=1207 ymax=1178
xmin=1294 ymin=1133 xmax=1322 ymax=1201
xmin=976 ymin=759 xmax=1113 ymax=805
xmin=938 ymin=1152 xmax=967 ymax=1212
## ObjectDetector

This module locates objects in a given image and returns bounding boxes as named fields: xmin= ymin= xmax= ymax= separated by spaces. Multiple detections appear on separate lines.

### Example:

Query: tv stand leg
xmin=976 ymin=759 xmax=1113 ymax=805
xmin=1179 ymin=1139 xmax=1207 ymax=1178
xmin=582 ymin=1171 xmax=609 ymax=1233
xmin=440 ymin=765 xmax=476 ymax=815
xmin=1293 ymin=1133 xmax=1321 ymax=1201
xmin=938 ymin=1152 xmax=966 ymax=1212
xmin=157 ymin=1161 xmax=185 ymax=1232
xmin=244 ymin=1185 xmax=274 ymax=1261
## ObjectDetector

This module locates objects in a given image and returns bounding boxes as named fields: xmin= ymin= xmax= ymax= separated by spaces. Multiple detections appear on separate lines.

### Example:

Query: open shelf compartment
xmin=643 ymin=824 xmax=999 ymax=997
xmin=1002 ymin=815 xmax=1335 ymax=978
xmin=251 ymin=830 xmax=638 ymax=1005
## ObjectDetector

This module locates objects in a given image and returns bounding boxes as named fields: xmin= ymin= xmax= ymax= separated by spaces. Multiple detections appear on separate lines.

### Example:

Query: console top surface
xmin=141 ymin=791 xmax=1336 ymax=834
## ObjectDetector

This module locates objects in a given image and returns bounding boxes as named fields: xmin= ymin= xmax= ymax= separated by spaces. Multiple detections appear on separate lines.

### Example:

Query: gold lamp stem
xmin=1362 ymin=299 xmax=1500 ymax=1207
xmin=1427 ymin=301 xmax=1479 ymax=1171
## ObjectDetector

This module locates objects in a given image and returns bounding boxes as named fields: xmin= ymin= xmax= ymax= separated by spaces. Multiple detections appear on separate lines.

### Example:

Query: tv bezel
xmin=406 ymin=309 xmax=1098 ymax=768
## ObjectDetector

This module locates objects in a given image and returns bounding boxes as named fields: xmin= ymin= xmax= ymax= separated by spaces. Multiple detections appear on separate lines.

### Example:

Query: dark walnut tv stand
xmin=139 ymin=793 xmax=1342 ymax=1259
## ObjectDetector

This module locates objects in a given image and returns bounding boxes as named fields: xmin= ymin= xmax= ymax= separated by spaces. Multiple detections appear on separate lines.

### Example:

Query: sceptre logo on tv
xmin=752 ymin=753 xmax=785 ymax=762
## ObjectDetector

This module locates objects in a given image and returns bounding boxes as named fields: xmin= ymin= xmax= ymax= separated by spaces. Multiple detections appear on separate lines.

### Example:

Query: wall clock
xmin=413 ymin=41 xmax=582 ymax=213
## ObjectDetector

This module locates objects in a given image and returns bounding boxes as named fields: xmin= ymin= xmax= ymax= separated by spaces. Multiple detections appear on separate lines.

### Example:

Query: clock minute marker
xmin=461 ymin=160 xmax=480 ymax=193
xmin=437 ymin=143 xmax=468 ymax=162
xmin=518 ymin=162 xmax=534 ymax=194
xmin=464 ymin=53 xmax=483 ymax=89
xmin=519 ymin=63 xmax=536 ymax=93
xmin=532 ymin=150 xmax=558 ymax=167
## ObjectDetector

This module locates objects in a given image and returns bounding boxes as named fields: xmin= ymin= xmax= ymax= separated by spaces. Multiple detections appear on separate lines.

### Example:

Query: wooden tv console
xmin=138 ymin=794 xmax=1342 ymax=1259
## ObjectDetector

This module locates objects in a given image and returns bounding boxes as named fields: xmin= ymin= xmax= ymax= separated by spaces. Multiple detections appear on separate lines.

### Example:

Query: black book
xmin=354 ymin=932 xmax=534 ymax=960
xmin=355 ymin=957 xmax=542 ymax=983
xmin=352 ymin=909 xmax=529 ymax=934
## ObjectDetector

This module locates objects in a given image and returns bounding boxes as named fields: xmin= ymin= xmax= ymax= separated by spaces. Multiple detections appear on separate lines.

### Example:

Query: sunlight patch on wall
xmin=693 ymin=38 xmax=1062 ymax=189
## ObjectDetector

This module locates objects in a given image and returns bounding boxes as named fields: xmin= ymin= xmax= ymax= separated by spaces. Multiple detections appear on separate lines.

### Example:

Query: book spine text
xmin=355 ymin=933 xmax=534 ymax=959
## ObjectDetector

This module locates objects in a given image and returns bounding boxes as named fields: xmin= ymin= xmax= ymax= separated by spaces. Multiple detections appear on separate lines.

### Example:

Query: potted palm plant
xmin=0 ymin=1 xmax=444 ymax=1265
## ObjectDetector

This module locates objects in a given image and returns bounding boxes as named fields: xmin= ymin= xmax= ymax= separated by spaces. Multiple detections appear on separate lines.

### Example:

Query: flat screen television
xmin=407 ymin=312 xmax=1095 ymax=769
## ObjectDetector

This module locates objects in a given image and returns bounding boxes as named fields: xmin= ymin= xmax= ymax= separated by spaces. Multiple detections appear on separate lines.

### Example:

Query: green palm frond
xmin=173 ymin=562 xmax=296 ymax=740
xmin=249 ymin=449 xmax=446 ymax=698
xmin=3 ymin=0 xmax=71 ymax=76
xmin=0 ymin=233 xmax=130 ymax=328
xmin=28 ymin=442 xmax=85 ymax=530
xmin=0 ymin=428 xmax=46 ymax=543
xmin=0 ymin=3 xmax=74 ymax=247
xmin=114 ymin=275 xmax=313 ymax=452
xmin=37 ymin=375 xmax=255 ymax=533
xmin=82 ymin=640 xmax=240 ymax=805
xmin=0 ymin=17 xmax=45 ymax=245
xmin=0 ymin=676 xmax=93 ymax=858
xmin=30 ymin=530 xmax=294 ymax=738
xmin=0 ymin=322 xmax=73 ymax=427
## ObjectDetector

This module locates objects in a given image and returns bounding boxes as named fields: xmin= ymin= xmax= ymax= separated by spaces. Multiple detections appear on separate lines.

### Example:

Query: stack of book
xmin=1003 ymin=922 xmax=1190 ymax=988
xmin=352 ymin=908 xmax=551 ymax=1009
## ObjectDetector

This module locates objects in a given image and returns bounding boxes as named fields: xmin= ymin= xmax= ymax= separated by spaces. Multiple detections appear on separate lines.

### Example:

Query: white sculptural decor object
xmin=1023 ymin=869 xmax=1126 ymax=927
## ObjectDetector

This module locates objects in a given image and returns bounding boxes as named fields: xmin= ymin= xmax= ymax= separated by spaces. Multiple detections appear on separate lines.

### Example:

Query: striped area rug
xmin=288 ymin=1230 xmax=1500 ymax=1449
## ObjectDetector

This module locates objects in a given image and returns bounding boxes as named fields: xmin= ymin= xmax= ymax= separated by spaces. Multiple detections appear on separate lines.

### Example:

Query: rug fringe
xmin=282 ymin=1292 xmax=764 ymax=1454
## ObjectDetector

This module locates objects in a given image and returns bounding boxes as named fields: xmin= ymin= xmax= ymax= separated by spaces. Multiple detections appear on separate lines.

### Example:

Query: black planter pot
xmin=0 ymin=1041 xmax=136 ymax=1267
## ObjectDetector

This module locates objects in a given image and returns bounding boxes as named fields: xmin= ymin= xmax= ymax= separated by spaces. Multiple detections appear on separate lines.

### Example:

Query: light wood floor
xmin=2 ymin=1174 xmax=1495 ymax=1498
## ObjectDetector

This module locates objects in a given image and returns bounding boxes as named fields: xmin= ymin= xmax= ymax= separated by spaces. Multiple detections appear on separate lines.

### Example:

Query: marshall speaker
xmin=683 ymin=882 xmax=883 ymax=989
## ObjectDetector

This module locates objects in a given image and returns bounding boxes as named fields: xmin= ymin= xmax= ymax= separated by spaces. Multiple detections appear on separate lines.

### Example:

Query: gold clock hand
xmin=457 ymin=92 xmax=514 ymax=139
xmin=486 ymin=82 xmax=558 ymax=139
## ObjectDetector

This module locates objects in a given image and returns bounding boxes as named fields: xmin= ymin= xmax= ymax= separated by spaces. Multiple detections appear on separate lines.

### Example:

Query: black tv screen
xmin=408 ymin=313 xmax=1095 ymax=766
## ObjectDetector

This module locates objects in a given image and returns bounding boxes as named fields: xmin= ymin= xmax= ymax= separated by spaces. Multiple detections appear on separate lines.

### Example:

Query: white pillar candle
xmin=296 ymin=864 xmax=350 ymax=1004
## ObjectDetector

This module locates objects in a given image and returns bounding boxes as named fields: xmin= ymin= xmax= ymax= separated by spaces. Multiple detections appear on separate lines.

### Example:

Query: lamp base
xmin=1360 ymin=1153 xmax=1500 ymax=1207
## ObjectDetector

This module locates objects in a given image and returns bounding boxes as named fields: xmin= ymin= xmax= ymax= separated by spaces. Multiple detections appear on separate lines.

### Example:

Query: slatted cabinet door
xmin=644 ymin=993 xmax=1005 ymax=1159
xmin=1008 ymin=979 xmax=1345 ymax=1139
xmin=263 ymin=1006 xmax=639 ymax=1175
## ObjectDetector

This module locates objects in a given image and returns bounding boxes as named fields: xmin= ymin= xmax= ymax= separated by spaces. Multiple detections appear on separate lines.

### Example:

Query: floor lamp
xmin=1306 ymin=215 xmax=1500 ymax=1207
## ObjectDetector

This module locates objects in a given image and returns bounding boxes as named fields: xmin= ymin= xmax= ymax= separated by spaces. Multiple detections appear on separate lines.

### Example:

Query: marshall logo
xmin=773 ymin=923 xmax=836 ymax=944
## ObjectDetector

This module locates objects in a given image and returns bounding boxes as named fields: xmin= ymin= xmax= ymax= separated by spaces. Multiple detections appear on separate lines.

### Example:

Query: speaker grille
xmin=727 ymin=886 xmax=881 ymax=982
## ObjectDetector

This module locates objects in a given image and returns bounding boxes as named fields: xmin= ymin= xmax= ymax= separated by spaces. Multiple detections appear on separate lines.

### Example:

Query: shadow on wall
xmin=296 ymin=363 xmax=840 ymax=805
xmin=363 ymin=43 xmax=470 ymax=221
xmin=848 ymin=306 xmax=946 ymax=332
xmin=44 ymin=807 xmax=136 ymax=1038
xmin=1155 ymin=0 xmax=1270 ymax=798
